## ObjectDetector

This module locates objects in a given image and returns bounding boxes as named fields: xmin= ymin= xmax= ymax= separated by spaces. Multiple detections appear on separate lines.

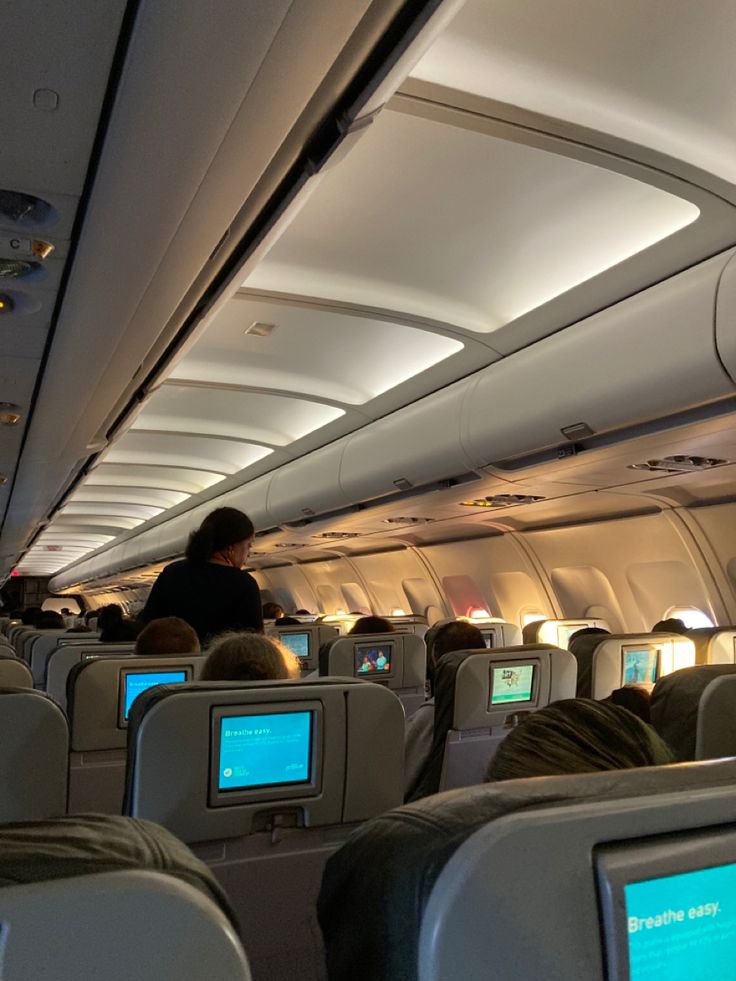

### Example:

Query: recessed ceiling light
xmin=245 ymin=321 xmax=276 ymax=337
xmin=0 ymin=402 xmax=21 ymax=425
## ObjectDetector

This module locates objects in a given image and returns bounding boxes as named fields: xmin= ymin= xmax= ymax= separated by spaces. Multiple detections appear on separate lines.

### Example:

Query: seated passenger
xmin=20 ymin=607 xmax=43 ymax=627
xmin=652 ymin=617 xmax=688 ymax=635
xmin=349 ymin=615 xmax=394 ymax=635
xmin=568 ymin=625 xmax=610 ymax=644
xmin=135 ymin=617 xmax=201 ymax=657
xmin=262 ymin=601 xmax=285 ymax=620
xmin=200 ymin=631 xmax=299 ymax=682
xmin=295 ymin=609 xmax=312 ymax=615
xmin=96 ymin=604 xmax=124 ymax=634
xmin=486 ymin=699 xmax=673 ymax=782
xmin=404 ymin=621 xmax=486 ymax=801
xmin=36 ymin=610 xmax=64 ymax=630
xmin=604 ymin=685 xmax=652 ymax=723
xmin=274 ymin=616 xmax=301 ymax=626
xmin=100 ymin=617 xmax=141 ymax=643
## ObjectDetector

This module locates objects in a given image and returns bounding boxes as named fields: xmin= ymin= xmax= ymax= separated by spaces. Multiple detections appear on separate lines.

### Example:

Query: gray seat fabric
xmin=651 ymin=664 xmax=736 ymax=760
xmin=0 ymin=812 xmax=238 ymax=929
xmin=0 ymin=652 xmax=33 ymax=688
xmin=318 ymin=758 xmax=736 ymax=981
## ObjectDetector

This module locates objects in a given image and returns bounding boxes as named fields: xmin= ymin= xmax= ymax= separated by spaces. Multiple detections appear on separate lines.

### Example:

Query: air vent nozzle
xmin=628 ymin=455 xmax=733 ymax=473
xmin=461 ymin=494 xmax=546 ymax=509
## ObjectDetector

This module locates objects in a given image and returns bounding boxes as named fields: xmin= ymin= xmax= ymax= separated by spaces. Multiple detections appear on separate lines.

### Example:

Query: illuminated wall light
xmin=244 ymin=321 xmax=276 ymax=337
xmin=0 ymin=294 xmax=14 ymax=314
xmin=469 ymin=608 xmax=491 ymax=619
xmin=391 ymin=608 xmax=407 ymax=616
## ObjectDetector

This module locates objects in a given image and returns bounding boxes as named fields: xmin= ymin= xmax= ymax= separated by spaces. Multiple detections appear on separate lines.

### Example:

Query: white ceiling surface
xmin=412 ymin=0 xmax=736 ymax=186
xmin=15 ymin=0 xmax=736 ymax=581
xmin=0 ymin=1 xmax=127 ymax=575
xmin=243 ymin=109 xmax=699 ymax=333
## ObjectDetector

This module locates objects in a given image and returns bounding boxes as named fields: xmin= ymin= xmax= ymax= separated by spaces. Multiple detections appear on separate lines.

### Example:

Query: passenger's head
xmin=135 ymin=617 xmax=200 ymax=657
xmin=652 ymin=617 xmax=688 ymax=635
xmin=275 ymin=616 xmax=301 ymax=626
xmin=486 ymin=699 xmax=674 ymax=782
xmin=185 ymin=507 xmax=255 ymax=568
xmin=262 ymin=602 xmax=285 ymax=620
xmin=295 ymin=609 xmax=312 ymax=616
xmin=96 ymin=604 xmax=124 ymax=633
xmin=569 ymin=626 xmax=610 ymax=644
xmin=427 ymin=620 xmax=487 ymax=695
xmin=20 ymin=607 xmax=43 ymax=626
xmin=200 ymin=632 xmax=299 ymax=682
xmin=36 ymin=610 xmax=64 ymax=630
xmin=348 ymin=616 xmax=394 ymax=635
xmin=604 ymin=685 xmax=652 ymax=724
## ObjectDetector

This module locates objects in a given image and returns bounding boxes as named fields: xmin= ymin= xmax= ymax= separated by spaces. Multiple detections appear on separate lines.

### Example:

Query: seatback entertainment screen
xmin=489 ymin=663 xmax=535 ymax=707
xmin=354 ymin=642 xmax=393 ymax=676
xmin=622 ymin=646 xmax=658 ymax=686
xmin=280 ymin=632 xmax=310 ymax=659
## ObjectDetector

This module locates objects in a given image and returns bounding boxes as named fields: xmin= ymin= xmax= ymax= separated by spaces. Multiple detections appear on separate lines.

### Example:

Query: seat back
xmin=0 ymin=871 xmax=252 ymax=980
xmin=439 ymin=644 xmax=577 ymax=792
xmin=270 ymin=624 xmax=338 ymax=674
xmin=125 ymin=679 xmax=404 ymax=981
xmin=0 ymin=652 xmax=33 ymax=688
xmin=651 ymin=664 xmax=736 ymax=761
xmin=46 ymin=642 xmax=136 ymax=709
xmin=320 ymin=632 xmax=427 ymax=716
xmin=0 ymin=688 xmax=68 ymax=821
xmin=67 ymin=655 xmax=203 ymax=813
xmin=531 ymin=618 xmax=610 ymax=648
xmin=570 ymin=632 xmax=695 ymax=698
xmin=431 ymin=617 xmax=522 ymax=648
xmin=30 ymin=630 xmax=101 ymax=684
xmin=688 ymin=626 xmax=736 ymax=664
xmin=317 ymin=759 xmax=736 ymax=981
xmin=697 ymin=673 xmax=736 ymax=759
xmin=384 ymin=615 xmax=428 ymax=637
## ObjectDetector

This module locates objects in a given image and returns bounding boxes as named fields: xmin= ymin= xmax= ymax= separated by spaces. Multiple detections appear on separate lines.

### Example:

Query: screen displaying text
xmin=124 ymin=670 xmax=186 ymax=719
xmin=218 ymin=710 xmax=312 ymax=790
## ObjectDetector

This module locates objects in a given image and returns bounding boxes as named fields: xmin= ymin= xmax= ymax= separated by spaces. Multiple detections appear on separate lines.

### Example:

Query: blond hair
xmin=201 ymin=631 xmax=299 ymax=682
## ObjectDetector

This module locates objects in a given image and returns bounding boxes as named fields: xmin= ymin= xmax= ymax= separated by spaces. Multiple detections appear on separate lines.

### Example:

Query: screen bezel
xmin=279 ymin=630 xmax=311 ymax=659
xmin=488 ymin=659 xmax=539 ymax=709
xmin=596 ymin=827 xmax=736 ymax=981
xmin=482 ymin=628 xmax=497 ymax=649
xmin=117 ymin=665 xmax=192 ymax=728
xmin=353 ymin=640 xmax=395 ymax=680
xmin=620 ymin=644 xmax=659 ymax=687
xmin=208 ymin=700 xmax=324 ymax=808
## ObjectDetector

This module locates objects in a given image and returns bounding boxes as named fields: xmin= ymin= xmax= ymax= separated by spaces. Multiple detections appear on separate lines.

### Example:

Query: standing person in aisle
xmin=139 ymin=507 xmax=263 ymax=644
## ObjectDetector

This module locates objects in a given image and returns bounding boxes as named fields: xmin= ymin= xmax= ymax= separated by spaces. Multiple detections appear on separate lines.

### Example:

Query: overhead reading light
xmin=244 ymin=321 xmax=276 ymax=337
xmin=0 ymin=294 xmax=14 ymax=314
xmin=0 ymin=474 xmax=8 ymax=485
xmin=0 ymin=403 xmax=21 ymax=425
xmin=628 ymin=455 xmax=733 ymax=473
xmin=383 ymin=516 xmax=433 ymax=525
xmin=313 ymin=531 xmax=360 ymax=539
xmin=460 ymin=494 xmax=545 ymax=509
xmin=0 ymin=189 xmax=55 ymax=225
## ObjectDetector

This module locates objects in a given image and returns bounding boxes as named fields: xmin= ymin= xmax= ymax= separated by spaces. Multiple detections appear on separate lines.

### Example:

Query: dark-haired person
xmin=652 ymin=617 xmax=688 ymax=635
xmin=486 ymin=698 xmax=673 ymax=782
xmin=404 ymin=620 xmax=487 ymax=800
xmin=139 ymin=507 xmax=263 ymax=644
xmin=36 ymin=610 xmax=64 ymax=630
xmin=135 ymin=617 xmax=200 ymax=657
xmin=262 ymin=602 xmax=285 ymax=620
xmin=349 ymin=615 xmax=394 ymax=635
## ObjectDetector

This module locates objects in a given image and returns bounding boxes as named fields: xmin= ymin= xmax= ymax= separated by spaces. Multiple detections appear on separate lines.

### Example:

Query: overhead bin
xmin=50 ymin=249 xmax=736 ymax=591
xmin=463 ymin=248 xmax=736 ymax=468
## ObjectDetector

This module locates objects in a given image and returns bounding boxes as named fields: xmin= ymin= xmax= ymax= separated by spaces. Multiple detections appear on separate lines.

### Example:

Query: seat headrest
xmin=651 ymin=664 xmax=736 ymax=760
xmin=67 ymin=655 xmax=202 ymax=751
xmin=407 ymin=645 xmax=574 ymax=803
xmin=320 ymin=633 xmax=426 ymax=691
xmin=687 ymin=626 xmax=736 ymax=664
xmin=125 ymin=678 xmax=405 ymax=844
xmin=532 ymin=618 xmax=610 ymax=648
xmin=570 ymin=633 xmax=694 ymax=698
xmin=318 ymin=758 xmax=736 ymax=981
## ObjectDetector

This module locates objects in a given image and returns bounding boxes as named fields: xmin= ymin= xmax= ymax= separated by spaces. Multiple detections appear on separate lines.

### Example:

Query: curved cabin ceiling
xmin=14 ymin=0 xmax=736 ymax=578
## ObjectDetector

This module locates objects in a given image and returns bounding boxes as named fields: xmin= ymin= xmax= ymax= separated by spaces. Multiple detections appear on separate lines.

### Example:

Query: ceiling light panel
xmin=133 ymin=385 xmax=345 ymax=445
xmin=102 ymin=431 xmax=273 ymax=475
xmin=171 ymin=297 xmax=463 ymax=405
xmin=411 ymin=0 xmax=736 ymax=184
xmin=243 ymin=110 xmax=698 ymax=334
xmin=60 ymin=502 xmax=164 ymax=520
xmin=86 ymin=464 xmax=226 ymax=495
xmin=52 ymin=515 xmax=145 ymax=532
xmin=68 ymin=485 xmax=190 ymax=509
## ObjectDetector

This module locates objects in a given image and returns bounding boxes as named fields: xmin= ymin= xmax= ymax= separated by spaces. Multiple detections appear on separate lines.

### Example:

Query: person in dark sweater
xmin=139 ymin=507 xmax=263 ymax=644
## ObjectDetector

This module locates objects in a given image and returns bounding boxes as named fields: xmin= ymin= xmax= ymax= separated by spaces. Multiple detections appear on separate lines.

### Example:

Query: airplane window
xmin=522 ymin=612 xmax=546 ymax=627
xmin=665 ymin=607 xmax=714 ymax=629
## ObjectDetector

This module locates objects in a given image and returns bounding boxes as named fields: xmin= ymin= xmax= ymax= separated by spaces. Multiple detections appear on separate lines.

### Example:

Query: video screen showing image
xmin=218 ymin=710 xmax=312 ymax=791
xmin=123 ymin=670 xmax=187 ymax=720
xmin=490 ymin=664 xmax=535 ymax=706
xmin=355 ymin=642 xmax=392 ymax=675
xmin=482 ymin=629 xmax=496 ymax=649
xmin=625 ymin=861 xmax=736 ymax=980
xmin=622 ymin=647 xmax=658 ymax=686
xmin=281 ymin=632 xmax=310 ymax=659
